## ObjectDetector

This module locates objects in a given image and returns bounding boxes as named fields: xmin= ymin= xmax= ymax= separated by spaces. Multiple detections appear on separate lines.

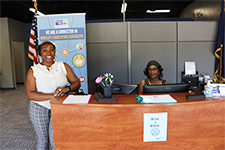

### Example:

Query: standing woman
xmin=138 ymin=60 xmax=168 ymax=94
xmin=26 ymin=41 xmax=80 ymax=149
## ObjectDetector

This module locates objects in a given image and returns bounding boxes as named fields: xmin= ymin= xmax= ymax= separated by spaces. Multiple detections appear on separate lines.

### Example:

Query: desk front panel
xmin=51 ymin=93 xmax=225 ymax=149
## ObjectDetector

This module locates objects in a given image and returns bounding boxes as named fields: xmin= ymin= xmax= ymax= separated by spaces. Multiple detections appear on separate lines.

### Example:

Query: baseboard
xmin=0 ymin=87 xmax=16 ymax=90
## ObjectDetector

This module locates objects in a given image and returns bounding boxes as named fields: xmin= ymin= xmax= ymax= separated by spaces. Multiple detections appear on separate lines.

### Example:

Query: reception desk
xmin=50 ymin=93 xmax=225 ymax=150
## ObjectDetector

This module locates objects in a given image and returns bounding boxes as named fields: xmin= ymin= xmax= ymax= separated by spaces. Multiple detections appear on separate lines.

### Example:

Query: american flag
xmin=28 ymin=10 xmax=39 ymax=65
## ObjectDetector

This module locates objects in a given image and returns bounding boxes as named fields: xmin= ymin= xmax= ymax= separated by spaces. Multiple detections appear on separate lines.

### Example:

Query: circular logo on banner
xmin=55 ymin=55 xmax=58 ymax=59
xmin=79 ymin=76 xmax=85 ymax=83
xmin=76 ymin=43 xmax=83 ymax=50
xmin=73 ymin=54 xmax=85 ymax=67
xmin=62 ymin=49 xmax=69 ymax=56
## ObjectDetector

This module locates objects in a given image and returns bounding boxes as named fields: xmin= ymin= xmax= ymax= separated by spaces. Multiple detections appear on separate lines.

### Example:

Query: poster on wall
xmin=37 ymin=13 xmax=88 ymax=93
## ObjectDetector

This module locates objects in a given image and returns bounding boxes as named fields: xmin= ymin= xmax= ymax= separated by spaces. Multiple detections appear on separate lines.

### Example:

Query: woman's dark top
xmin=144 ymin=78 xmax=166 ymax=85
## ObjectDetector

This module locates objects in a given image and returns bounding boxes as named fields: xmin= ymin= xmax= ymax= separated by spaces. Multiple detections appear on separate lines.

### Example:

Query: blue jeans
xmin=29 ymin=101 xmax=55 ymax=150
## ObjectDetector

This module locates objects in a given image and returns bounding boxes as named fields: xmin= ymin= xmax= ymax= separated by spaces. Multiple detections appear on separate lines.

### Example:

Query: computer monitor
xmin=143 ymin=83 xmax=190 ymax=93
xmin=112 ymin=84 xmax=138 ymax=94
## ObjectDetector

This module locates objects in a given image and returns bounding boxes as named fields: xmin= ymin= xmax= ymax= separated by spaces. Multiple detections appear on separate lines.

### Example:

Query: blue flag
xmin=214 ymin=1 xmax=224 ymax=83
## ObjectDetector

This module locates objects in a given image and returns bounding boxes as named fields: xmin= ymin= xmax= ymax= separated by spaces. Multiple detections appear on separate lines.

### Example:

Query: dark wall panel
xmin=131 ymin=42 xmax=177 ymax=85
xmin=86 ymin=22 xmax=127 ymax=43
xmin=178 ymin=42 xmax=216 ymax=83
xmin=178 ymin=22 xmax=218 ymax=41
xmin=87 ymin=43 xmax=128 ymax=89
xmin=131 ymin=22 xmax=176 ymax=42
xmin=86 ymin=21 xmax=218 ymax=91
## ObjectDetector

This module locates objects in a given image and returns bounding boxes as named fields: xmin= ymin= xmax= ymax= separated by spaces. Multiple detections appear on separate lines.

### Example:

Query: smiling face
xmin=148 ymin=65 xmax=160 ymax=79
xmin=40 ymin=43 xmax=55 ymax=65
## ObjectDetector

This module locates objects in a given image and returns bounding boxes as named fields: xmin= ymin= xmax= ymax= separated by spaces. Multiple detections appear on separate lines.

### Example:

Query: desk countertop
xmin=51 ymin=92 xmax=221 ymax=105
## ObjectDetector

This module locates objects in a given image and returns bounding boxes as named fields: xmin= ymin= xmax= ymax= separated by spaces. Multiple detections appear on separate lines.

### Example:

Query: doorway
xmin=12 ymin=41 xmax=26 ymax=89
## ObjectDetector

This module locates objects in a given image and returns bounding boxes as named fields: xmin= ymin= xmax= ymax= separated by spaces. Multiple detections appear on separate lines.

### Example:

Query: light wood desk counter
xmin=51 ymin=93 xmax=225 ymax=150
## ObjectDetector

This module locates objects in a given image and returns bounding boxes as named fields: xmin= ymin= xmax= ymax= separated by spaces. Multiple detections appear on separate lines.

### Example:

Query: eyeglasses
xmin=148 ymin=68 xmax=158 ymax=71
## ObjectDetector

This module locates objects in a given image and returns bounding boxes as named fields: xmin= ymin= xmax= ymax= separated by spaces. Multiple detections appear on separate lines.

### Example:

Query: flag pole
xmin=33 ymin=0 xmax=38 ymax=11
xmin=219 ymin=44 xmax=222 ymax=83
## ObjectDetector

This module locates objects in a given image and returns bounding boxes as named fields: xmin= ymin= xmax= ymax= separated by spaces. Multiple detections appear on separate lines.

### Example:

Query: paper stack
xmin=63 ymin=94 xmax=92 ymax=104
xmin=219 ymin=86 xmax=225 ymax=96
xmin=140 ymin=94 xmax=177 ymax=104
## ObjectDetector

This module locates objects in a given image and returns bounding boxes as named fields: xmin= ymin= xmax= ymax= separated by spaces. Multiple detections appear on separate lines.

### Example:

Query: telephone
xmin=186 ymin=86 xmax=205 ymax=99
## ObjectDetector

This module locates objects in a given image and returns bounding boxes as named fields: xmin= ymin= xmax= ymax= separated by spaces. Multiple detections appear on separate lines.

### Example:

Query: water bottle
xmin=204 ymin=80 xmax=212 ymax=97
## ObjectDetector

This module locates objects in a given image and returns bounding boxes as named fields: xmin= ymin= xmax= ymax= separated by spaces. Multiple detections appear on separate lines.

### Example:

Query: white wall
xmin=0 ymin=18 xmax=27 ymax=89
xmin=0 ymin=18 xmax=14 ymax=88
xmin=12 ymin=41 xmax=26 ymax=84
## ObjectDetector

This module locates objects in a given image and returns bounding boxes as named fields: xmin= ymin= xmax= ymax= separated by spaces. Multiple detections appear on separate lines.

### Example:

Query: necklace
xmin=46 ymin=66 xmax=51 ymax=71
xmin=148 ymin=78 xmax=161 ymax=85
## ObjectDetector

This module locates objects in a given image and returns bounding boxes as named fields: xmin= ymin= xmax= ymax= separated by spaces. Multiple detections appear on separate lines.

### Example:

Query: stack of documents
xmin=63 ymin=94 xmax=92 ymax=104
xmin=139 ymin=94 xmax=177 ymax=104
xmin=219 ymin=86 xmax=225 ymax=96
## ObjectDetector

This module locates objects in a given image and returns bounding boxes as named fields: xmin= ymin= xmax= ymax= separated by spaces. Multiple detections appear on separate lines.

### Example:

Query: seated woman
xmin=138 ymin=60 xmax=168 ymax=94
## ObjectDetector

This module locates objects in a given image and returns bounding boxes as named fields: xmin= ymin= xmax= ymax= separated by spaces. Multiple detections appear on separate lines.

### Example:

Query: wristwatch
xmin=66 ymin=86 xmax=71 ymax=92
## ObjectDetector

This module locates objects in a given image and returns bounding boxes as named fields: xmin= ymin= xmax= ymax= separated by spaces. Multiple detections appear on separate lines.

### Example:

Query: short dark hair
xmin=38 ymin=41 xmax=56 ymax=55
xmin=143 ymin=60 xmax=164 ymax=79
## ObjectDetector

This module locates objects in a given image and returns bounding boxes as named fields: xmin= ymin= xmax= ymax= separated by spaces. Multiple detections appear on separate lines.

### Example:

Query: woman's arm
xmin=138 ymin=79 xmax=145 ymax=94
xmin=64 ymin=62 xmax=81 ymax=90
xmin=165 ymin=80 xmax=168 ymax=84
xmin=26 ymin=68 xmax=54 ymax=101
xmin=54 ymin=63 xmax=81 ymax=95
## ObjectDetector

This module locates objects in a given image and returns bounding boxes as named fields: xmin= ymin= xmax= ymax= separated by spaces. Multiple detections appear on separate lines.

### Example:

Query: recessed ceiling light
xmin=146 ymin=10 xmax=170 ymax=13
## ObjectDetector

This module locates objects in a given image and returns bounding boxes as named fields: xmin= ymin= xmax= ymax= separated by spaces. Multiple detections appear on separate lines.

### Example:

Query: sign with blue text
xmin=37 ymin=13 xmax=88 ymax=93
xmin=143 ymin=112 xmax=168 ymax=142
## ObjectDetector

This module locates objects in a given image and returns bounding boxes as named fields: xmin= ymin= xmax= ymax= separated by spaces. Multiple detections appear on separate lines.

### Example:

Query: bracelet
xmin=66 ymin=86 xmax=71 ymax=92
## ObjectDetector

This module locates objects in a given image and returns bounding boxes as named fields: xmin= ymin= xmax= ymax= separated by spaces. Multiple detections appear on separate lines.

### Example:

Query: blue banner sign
xmin=39 ymin=28 xmax=84 ymax=40
xmin=37 ymin=13 xmax=88 ymax=93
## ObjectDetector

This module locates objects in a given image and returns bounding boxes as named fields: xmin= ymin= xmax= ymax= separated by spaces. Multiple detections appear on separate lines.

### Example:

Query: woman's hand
xmin=54 ymin=87 xmax=70 ymax=96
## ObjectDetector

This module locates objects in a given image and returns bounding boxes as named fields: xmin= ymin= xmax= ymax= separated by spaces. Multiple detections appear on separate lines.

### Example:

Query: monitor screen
xmin=143 ymin=83 xmax=189 ymax=93
xmin=112 ymin=84 xmax=138 ymax=94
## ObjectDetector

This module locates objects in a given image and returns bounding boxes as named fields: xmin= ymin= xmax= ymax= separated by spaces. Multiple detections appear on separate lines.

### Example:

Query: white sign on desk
xmin=143 ymin=112 xmax=168 ymax=142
